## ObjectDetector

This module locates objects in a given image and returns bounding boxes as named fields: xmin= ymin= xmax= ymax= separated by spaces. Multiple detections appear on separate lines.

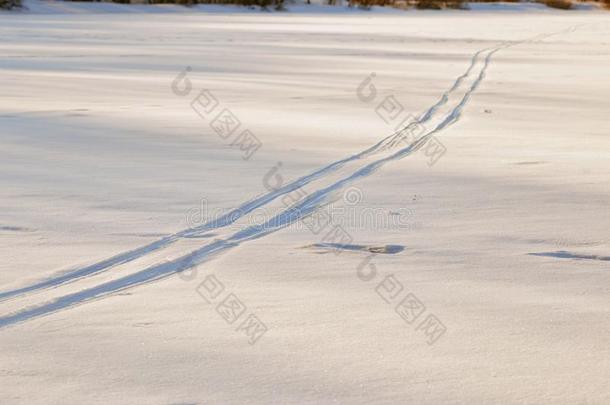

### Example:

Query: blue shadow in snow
xmin=528 ymin=251 xmax=610 ymax=262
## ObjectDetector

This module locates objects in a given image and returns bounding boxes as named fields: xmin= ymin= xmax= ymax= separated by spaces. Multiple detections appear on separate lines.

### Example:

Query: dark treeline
xmin=104 ymin=0 xmax=465 ymax=8
xmin=102 ymin=0 xmax=610 ymax=9
xmin=95 ymin=0 xmax=288 ymax=8
xmin=3 ymin=0 xmax=610 ymax=10
xmin=1 ymin=0 xmax=21 ymax=9
xmin=346 ymin=0 xmax=465 ymax=9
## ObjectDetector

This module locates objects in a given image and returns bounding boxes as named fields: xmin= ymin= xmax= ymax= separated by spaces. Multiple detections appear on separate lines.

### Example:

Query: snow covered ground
xmin=1 ymin=3 xmax=609 ymax=404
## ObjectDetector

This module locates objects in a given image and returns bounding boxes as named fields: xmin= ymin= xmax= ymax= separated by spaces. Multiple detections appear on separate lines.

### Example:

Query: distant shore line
xmin=2 ymin=0 xmax=609 ymax=12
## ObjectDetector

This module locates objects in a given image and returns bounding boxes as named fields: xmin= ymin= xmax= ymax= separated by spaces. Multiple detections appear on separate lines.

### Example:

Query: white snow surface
xmin=1 ymin=6 xmax=609 ymax=405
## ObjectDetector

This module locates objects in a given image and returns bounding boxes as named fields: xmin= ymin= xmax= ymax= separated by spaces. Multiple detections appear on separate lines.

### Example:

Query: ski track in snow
xmin=0 ymin=26 xmax=583 ymax=329
xmin=0 ymin=40 xmax=488 ymax=304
